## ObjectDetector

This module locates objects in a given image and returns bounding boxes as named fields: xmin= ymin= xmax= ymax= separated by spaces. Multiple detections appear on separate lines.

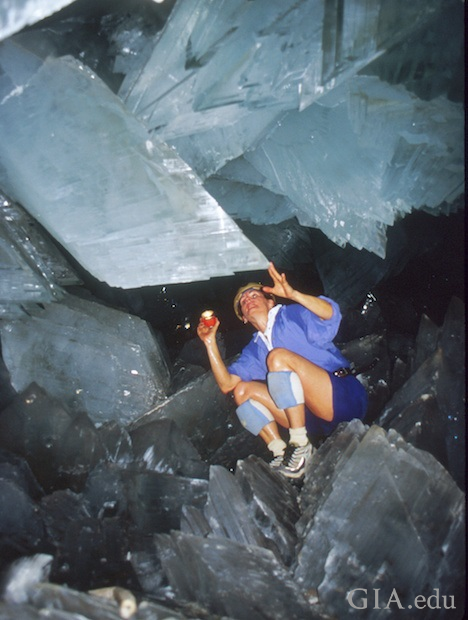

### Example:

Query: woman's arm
xmin=262 ymin=262 xmax=333 ymax=320
xmin=197 ymin=318 xmax=241 ymax=394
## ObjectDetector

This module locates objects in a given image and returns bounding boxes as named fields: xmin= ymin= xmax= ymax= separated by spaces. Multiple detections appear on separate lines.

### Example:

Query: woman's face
xmin=239 ymin=289 xmax=273 ymax=321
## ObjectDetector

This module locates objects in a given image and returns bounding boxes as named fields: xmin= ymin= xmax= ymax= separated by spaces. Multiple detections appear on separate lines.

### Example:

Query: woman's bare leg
xmin=233 ymin=380 xmax=290 ymax=428
xmin=232 ymin=381 xmax=288 ymax=459
xmin=267 ymin=347 xmax=334 ymax=423
xmin=259 ymin=421 xmax=283 ymax=444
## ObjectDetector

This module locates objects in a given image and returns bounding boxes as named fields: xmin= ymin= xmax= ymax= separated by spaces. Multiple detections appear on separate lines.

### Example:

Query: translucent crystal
xmin=0 ymin=197 xmax=80 ymax=319
xmin=243 ymin=77 xmax=464 ymax=257
xmin=0 ymin=0 xmax=75 ymax=42
xmin=0 ymin=293 xmax=172 ymax=425
xmin=0 ymin=41 xmax=268 ymax=289
xmin=122 ymin=0 xmax=447 ymax=167
xmin=294 ymin=423 xmax=465 ymax=617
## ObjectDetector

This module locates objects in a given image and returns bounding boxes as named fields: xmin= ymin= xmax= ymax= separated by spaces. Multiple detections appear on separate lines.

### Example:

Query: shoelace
xmin=269 ymin=453 xmax=285 ymax=468
xmin=283 ymin=443 xmax=310 ymax=470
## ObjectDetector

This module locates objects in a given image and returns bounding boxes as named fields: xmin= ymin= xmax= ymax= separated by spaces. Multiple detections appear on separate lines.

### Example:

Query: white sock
xmin=267 ymin=438 xmax=287 ymax=456
xmin=289 ymin=426 xmax=309 ymax=447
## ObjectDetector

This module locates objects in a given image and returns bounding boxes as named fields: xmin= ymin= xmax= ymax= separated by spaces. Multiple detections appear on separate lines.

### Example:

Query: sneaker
xmin=269 ymin=453 xmax=285 ymax=469
xmin=278 ymin=442 xmax=313 ymax=479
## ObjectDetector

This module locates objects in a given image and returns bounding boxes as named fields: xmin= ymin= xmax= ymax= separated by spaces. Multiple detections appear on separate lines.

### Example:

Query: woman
xmin=197 ymin=262 xmax=368 ymax=479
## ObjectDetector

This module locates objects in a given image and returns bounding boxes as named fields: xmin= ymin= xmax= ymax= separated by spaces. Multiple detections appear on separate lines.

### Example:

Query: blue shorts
xmin=305 ymin=372 xmax=368 ymax=437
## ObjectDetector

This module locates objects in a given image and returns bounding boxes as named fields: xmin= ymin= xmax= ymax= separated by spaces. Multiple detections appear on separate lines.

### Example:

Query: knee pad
xmin=236 ymin=399 xmax=274 ymax=435
xmin=267 ymin=371 xmax=304 ymax=410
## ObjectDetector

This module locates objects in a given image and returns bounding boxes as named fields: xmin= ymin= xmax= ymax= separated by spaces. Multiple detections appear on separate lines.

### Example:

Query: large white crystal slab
xmin=0 ymin=41 xmax=268 ymax=288
xmin=0 ymin=0 xmax=75 ymax=42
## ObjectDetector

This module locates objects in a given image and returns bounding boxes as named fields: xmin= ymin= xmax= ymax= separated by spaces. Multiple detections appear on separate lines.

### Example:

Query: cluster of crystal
xmin=0 ymin=297 xmax=465 ymax=619
xmin=0 ymin=0 xmax=462 ymax=288
xmin=123 ymin=0 xmax=447 ymax=162
xmin=133 ymin=421 xmax=464 ymax=619
xmin=0 ymin=197 xmax=81 ymax=319
xmin=294 ymin=421 xmax=464 ymax=617
xmin=378 ymin=296 xmax=465 ymax=489
xmin=211 ymin=77 xmax=463 ymax=257
xmin=121 ymin=0 xmax=462 ymax=258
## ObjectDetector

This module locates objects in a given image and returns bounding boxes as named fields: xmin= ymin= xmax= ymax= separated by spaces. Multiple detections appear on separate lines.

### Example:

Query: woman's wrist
xmin=289 ymin=289 xmax=301 ymax=303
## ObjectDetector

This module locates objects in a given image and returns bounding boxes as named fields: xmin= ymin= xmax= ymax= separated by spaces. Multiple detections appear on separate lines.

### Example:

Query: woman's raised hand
xmin=263 ymin=262 xmax=295 ymax=300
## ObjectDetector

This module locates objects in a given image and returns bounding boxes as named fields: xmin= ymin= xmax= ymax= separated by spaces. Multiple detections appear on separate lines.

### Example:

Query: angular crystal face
xmin=0 ymin=294 xmax=173 ymax=425
xmin=0 ymin=0 xmax=463 ymax=288
xmin=0 ymin=41 xmax=268 ymax=289
xmin=0 ymin=0 xmax=75 ymax=41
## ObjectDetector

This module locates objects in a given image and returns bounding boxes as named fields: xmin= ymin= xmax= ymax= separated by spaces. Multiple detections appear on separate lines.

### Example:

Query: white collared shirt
xmin=256 ymin=304 xmax=282 ymax=351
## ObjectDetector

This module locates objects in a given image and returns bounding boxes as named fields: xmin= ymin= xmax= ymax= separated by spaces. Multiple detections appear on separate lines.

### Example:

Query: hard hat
xmin=233 ymin=282 xmax=275 ymax=321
